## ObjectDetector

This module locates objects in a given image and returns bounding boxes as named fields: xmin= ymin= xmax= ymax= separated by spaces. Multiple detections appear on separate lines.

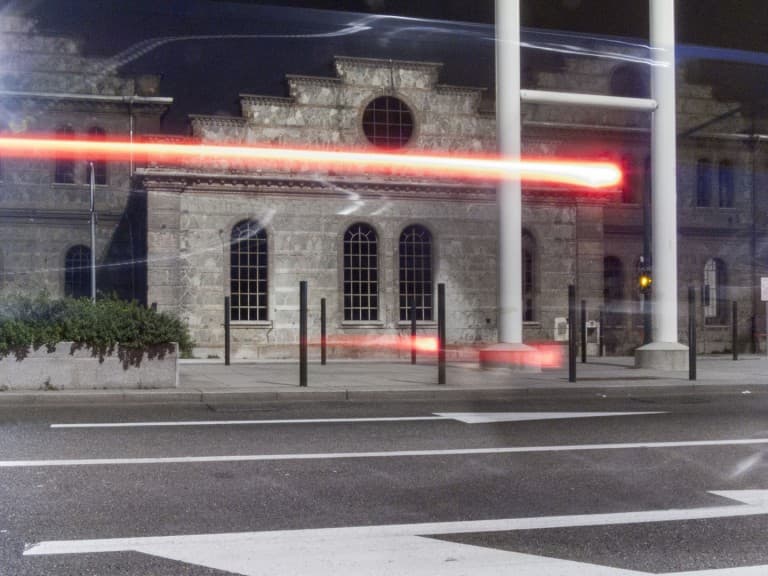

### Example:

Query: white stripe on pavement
xmin=50 ymin=416 xmax=446 ymax=428
xmin=50 ymin=411 xmax=664 ymax=429
xmin=23 ymin=490 xmax=768 ymax=575
xmin=3 ymin=437 xmax=767 ymax=468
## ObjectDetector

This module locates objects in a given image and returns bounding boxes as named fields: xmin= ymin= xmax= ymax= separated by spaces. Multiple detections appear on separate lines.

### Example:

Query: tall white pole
xmin=650 ymin=0 xmax=679 ymax=344
xmin=89 ymin=161 xmax=96 ymax=303
xmin=495 ymin=0 xmax=523 ymax=344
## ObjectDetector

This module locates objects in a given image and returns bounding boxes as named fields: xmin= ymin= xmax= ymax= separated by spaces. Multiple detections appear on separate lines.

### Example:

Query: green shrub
xmin=0 ymin=294 xmax=193 ymax=358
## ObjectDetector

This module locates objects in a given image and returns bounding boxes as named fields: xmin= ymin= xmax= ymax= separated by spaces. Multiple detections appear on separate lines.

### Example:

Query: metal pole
xmin=580 ymin=299 xmax=587 ymax=364
xmin=299 ymin=281 xmax=307 ymax=387
xmin=688 ymin=286 xmax=696 ymax=381
xmin=89 ymin=162 xmax=96 ymax=303
xmin=568 ymin=285 xmax=576 ymax=382
xmin=495 ymin=0 xmax=524 ymax=344
xmin=224 ymin=296 xmax=231 ymax=366
xmin=438 ymin=283 xmax=446 ymax=385
xmin=732 ymin=301 xmax=738 ymax=361
xmin=410 ymin=298 xmax=417 ymax=365
xmin=320 ymin=297 xmax=327 ymax=366
xmin=650 ymin=0 xmax=681 ymax=345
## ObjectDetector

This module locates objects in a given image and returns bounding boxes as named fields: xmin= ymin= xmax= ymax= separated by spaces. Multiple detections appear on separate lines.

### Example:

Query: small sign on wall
xmin=762 ymin=277 xmax=768 ymax=302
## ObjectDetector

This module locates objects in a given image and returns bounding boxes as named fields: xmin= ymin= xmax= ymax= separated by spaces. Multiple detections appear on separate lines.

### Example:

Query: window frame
xmin=398 ymin=224 xmax=434 ymax=323
xmin=229 ymin=219 xmax=269 ymax=323
xmin=342 ymin=222 xmax=380 ymax=323
xmin=64 ymin=244 xmax=91 ymax=299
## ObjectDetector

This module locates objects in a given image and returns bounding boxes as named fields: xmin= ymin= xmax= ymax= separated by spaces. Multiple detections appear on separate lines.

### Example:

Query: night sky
xmin=3 ymin=0 xmax=767 ymax=132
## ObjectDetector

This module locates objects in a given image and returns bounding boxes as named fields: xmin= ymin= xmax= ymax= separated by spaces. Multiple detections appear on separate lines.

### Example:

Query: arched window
xmin=343 ymin=223 xmax=378 ymax=321
xmin=399 ymin=225 xmax=433 ymax=321
xmin=362 ymin=96 xmax=414 ymax=149
xmin=88 ymin=127 xmax=107 ymax=185
xmin=64 ymin=245 xmax=91 ymax=299
xmin=696 ymin=158 xmax=711 ymax=207
xmin=230 ymin=220 xmax=268 ymax=321
xmin=54 ymin=125 xmax=75 ymax=184
xmin=523 ymin=232 xmax=536 ymax=322
xmin=703 ymin=258 xmax=727 ymax=325
xmin=603 ymin=256 xmax=624 ymax=326
xmin=718 ymin=160 xmax=734 ymax=207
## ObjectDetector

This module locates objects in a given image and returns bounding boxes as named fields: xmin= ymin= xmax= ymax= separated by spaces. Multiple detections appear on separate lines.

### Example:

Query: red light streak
xmin=0 ymin=136 xmax=622 ymax=188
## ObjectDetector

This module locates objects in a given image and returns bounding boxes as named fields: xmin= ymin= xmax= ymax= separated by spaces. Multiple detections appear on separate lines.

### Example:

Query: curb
xmin=0 ymin=383 xmax=765 ymax=406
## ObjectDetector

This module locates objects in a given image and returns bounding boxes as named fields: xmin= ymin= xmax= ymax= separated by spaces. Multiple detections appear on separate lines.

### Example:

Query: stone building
xmin=0 ymin=16 xmax=171 ymax=304
xmin=2 ymin=14 xmax=767 ymax=359
xmin=139 ymin=52 xmax=768 ymax=358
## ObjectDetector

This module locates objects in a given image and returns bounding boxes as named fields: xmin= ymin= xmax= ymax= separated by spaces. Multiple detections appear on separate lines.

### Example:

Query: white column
xmin=496 ymin=0 xmax=523 ymax=344
xmin=650 ymin=0 xmax=679 ymax=344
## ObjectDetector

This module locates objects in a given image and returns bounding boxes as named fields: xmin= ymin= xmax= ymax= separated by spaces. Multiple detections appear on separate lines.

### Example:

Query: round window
xmin=362 ymin=96 xmax=414 ymax=149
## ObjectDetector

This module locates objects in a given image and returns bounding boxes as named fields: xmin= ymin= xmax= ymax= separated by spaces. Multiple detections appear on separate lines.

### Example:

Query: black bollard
xmin=224 ymin=296 xmax=231 ymax=366
xmin=580 ymin=299 xmax=587 ymax=364
xmin=410 ymin=299 xmax=417 ymax=365
xmin=299 ymin=281 xmax=307 ymax=387
xmin=689 ymin=286 xmax=696 ymax=381
xmin=732 ymin=301 xmax=738 ymax=361
xmin=568 ymin=285 xmax=576 ymax=383
xmin=438 ymin=283 xmax=446 ymax=385
xmin=320 ymin=298 xmax=327 ymax=366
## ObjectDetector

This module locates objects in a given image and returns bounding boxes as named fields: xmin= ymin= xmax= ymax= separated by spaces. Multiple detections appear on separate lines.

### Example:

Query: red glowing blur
xmin=0 ymin=135 xmax=622 ymax=189
xmin=315 ymin=335 xmax=439 ymax=354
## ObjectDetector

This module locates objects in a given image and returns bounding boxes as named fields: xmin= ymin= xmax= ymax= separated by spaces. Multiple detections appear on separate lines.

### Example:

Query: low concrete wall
xmin=0 ymin=342 xmax=178 ymax=390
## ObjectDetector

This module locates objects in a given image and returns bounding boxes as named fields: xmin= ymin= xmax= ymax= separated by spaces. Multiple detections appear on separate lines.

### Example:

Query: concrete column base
xmin=479 ymin=343 xmax=541 ymax=373
xmin=634 ymin=342 xmax=689 ymax=370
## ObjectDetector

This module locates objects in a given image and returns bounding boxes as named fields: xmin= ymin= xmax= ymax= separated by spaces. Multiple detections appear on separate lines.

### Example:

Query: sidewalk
xmin=1 ymin=355 xmax=766 ymax=405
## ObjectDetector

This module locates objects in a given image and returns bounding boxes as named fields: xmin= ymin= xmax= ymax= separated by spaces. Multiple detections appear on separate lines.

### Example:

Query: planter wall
xmin=0 ymin=342 xmax=178 ymax=390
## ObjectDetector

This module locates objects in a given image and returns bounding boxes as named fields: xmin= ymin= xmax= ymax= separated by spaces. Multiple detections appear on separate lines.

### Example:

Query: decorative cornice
xmin=239 ymin=94 xmax=295 ymax=107
xmin=0 ymin=207 xmax=123 ymax=222
xmin=286 ymin=74 xmax=341 ymax=87
xmin=435 ymin=84 xmax=486 ymax=96
xmin=334 ymin=55 xmax=443 ymax=72
xmin=135 ymin=168 xmax=496 ymax=202
xmin=190 ymin=114 xmax=247 ymax=128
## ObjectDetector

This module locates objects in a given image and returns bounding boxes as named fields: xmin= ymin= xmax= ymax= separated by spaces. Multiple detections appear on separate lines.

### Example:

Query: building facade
xmin=0 ymin=16 xmax=171 ymax=304
xmin=2 ymin=15 xmax=767 ymax=359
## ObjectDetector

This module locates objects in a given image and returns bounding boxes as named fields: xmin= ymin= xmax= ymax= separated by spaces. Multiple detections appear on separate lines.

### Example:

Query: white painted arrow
xmin=24 ymin=490 xmax=768 ymax=576
xmin=434 ymin=411 xmax=663 ymax=424
xmin=50 ymin=411 xmax=663 ymax=428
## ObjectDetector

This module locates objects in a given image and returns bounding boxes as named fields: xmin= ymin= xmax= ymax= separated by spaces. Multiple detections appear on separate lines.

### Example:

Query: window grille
xmin=399 ymin=225 xmax=433 ymax=321
xmin=703 ymin=258 xmax=726 ymax=324
xmin=362 ymin=96 xmax=414 ymax=149
xmin=88 ymin=127 xmax=107 ymax=185
xmin=343 ymin=223 xmax=378 ymax=321
xmin=523 ymin=232 xmax=536 ymax=321
xmin=55 ymin=126 xmax=75 ymax=184
xmin=230 ymin=220 xmax=268 ymax=322
xmin=718 ymin=160 xmax=734 ymax=207
xmin=64 ymin=245 xmax=91 ymax=298
xmin=696 ymin=158 xmax=711 ymax=207
xmin=603 ymin=256 xmax=624 ymax=326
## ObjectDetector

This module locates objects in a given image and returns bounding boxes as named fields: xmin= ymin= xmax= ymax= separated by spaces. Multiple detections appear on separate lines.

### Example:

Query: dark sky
xmin=5 ymin=0 xmax=768 ymax=132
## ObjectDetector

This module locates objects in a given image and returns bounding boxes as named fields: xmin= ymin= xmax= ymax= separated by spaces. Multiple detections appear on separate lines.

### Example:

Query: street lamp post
xmin=89 ymin=161 xmax=96 ymax=303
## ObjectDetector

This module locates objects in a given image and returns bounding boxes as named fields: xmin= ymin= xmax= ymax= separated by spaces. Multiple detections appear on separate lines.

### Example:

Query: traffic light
xmin=638 ymin=270 xmax=652 ymax=293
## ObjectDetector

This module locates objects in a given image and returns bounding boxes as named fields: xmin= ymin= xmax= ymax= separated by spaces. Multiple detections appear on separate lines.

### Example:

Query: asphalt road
xmin=2 ymin=392 xmax=768 ymax=575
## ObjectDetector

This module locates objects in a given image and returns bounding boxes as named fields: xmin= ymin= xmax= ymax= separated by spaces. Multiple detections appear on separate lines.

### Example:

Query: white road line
xmin=50 ymin=411 xmax=664 ymax=429
xmin=23 ymin=490 xmax=768 ymax=575
xmin=3 ymin=437 xmax=767 ymax=468
xmin=50 ymin=416 xmax=446 ymax=428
